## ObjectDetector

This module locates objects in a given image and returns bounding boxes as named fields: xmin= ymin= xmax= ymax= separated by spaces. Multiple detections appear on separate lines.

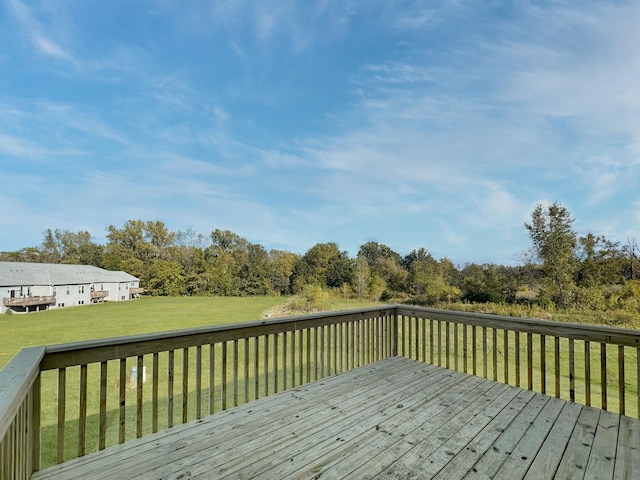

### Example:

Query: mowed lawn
xmin=0 ymin=296 xmax=290 ymax=369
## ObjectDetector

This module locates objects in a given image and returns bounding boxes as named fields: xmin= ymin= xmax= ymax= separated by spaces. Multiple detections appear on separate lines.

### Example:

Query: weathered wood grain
xmin=30 ymin=357 xmax=640 ymax=480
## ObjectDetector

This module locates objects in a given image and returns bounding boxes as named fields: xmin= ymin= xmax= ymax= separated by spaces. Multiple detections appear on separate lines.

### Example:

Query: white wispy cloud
xmin=7 ymin=0 xmax=77 ymax=63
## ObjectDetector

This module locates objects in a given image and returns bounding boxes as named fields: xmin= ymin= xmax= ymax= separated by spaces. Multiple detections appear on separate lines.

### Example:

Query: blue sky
xmin=1 ymin=1 xmax=639 ymax=266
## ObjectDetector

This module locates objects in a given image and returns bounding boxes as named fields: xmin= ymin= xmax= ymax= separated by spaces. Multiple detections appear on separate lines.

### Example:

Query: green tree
xmin=357 ymin=242 xmax=407 ymax=296
xmin=352 ymin=257 xmax=371 ymax=298
xmin=292 ymin=243 xmax=351 ymax=291
xmin=267 ymin=250 xmax=299 ymax=295
xmin=104 ymin=220 xmax=177 ymax=282
xmin=403 ymin=249 xmax=460 ymax=304
xmin=145 ymin=260 xmax=185 ymax=296
xmin=525 ymin=203 xmax=577 ymax=308
xmin=576 ymin=234 xmax=625 ymax=287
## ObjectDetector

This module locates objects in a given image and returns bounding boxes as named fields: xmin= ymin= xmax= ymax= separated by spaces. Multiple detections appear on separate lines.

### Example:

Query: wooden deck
xmin=33 ymin=356 xmax=640 ymax=480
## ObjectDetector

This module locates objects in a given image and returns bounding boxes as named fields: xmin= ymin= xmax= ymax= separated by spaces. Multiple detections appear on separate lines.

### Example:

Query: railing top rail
xmin=41 ymin=306 xmax=396 ymax=370
xmin=397 ymin=305 xmax=640 ymax=347
xmin=0 ymin=346 xmax=44 ymax=440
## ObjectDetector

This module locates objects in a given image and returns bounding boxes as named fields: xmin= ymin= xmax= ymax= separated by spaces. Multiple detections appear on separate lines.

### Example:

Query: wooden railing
xmin=396 ymin=305 xmax=640 ymax=417
xmin=2 ymin=296 xmax=55 ymax=307
xmin=0 ymin=306 xmax=395 ymax=480
xmin=89 ymin=291 xmax=109 ymax=300
xmin=2 ymin=304 xmax=640 ymax=479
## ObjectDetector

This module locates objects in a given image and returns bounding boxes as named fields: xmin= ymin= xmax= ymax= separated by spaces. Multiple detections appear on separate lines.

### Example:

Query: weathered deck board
xmin=33 ymin=357 xmax=640 ymax=480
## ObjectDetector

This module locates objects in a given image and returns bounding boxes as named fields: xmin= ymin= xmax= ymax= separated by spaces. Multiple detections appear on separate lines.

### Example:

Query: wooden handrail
xmin=395 ymin=305 xmax=640 ymax=418
xmin=3 ymin=304 xmax=640 ymax=479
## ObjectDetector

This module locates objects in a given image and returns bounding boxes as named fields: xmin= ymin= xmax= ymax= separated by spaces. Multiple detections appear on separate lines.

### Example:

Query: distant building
xmin=0 ymin=262 xmax=142 ymax=314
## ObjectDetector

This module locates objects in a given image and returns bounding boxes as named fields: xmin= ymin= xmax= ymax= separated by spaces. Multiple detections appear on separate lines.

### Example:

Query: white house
xmin=0 ymin=262 xmax=142 ymax=314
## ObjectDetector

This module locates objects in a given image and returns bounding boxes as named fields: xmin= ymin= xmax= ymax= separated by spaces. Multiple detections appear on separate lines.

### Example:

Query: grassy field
xmin=0 ymin=295 xmax=382 ymax=368
xmin=0 ymin=296 xmax=292 ymax=369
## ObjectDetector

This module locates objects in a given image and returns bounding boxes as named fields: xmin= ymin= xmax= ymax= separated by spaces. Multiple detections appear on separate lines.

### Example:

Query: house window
xmin=66 ymin=287 xmax=70 ymax=295
xmin=53 ymin=287 xmax=57 ymax=296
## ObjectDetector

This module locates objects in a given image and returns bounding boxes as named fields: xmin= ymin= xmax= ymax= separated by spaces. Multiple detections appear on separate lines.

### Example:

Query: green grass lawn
xmin=0 ymin=296 xmax=290 ymax=369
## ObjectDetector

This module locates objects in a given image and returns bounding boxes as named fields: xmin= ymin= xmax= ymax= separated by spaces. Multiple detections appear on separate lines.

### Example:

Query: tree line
xmin=1 ymin=205 xmax=639 ymax=311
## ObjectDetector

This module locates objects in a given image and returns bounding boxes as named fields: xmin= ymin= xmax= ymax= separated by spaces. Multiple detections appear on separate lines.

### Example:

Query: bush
xmin=289 ymin=284 xmax=331 ymax=312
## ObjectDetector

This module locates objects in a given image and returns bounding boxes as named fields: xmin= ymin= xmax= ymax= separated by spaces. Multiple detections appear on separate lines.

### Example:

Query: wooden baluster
xmin=569 ymin=339 xmax=575 ymax=402
xmin=339 ymin=323 xmax=344 ymax=372
xmin=119 ymin=358 xmax=127 ymax=442
xmin=167 ymin=351 xmax=174 ymax=428
xmin=325 ymin=326 xmax=330 ymax=375
xmin=153 ymin=353 xmax=159 ymax=431
xmin=78 ymin=364 xmax=87 ymax=456
xmin=306 ymin=329 xmax=312 ymax=382
xmin=57 ymin=368 xmax=66 ymax=463
xmin=291 ymin=330 xmax=296 ymax=387
xmin=554 ymin=337 xmax=560 ymax=398
xmin=453 ymin=323 xmax=459 ymax=371
xmin=540 ymin=335 xmax=546 ymax=394
xmin=355 ymin=322 xmax=361 ymax=368
xmin=492 ymin=328 xmax=497 ymax=381
xmin=370 ymin=318 xmax=375 ymax=364
xmin=446 ymin=322 xmax=451 ymax=370
xmin=421 ymin=318 xmax=426 ymax=363
xmin=273 ymin=334 xmax=278 ymax=394
xmin=244 ymin=338 xmax=250 ymax=402
xmin=438 ymin=321 xmax=443 ymax=367
xmin=210 ymin=344 xmax=216 ymax=412
xmin=263 ymin=335 xmax=269 ymax=396
xmin=601 ymin=342 xmax=607 ymax=411
xmin=221 ymin=342 xmax=227 ymax=410
xmin=253 ymin=337 xmax=259 ymax=400
xmin=503 ymin=330 xmax=509 ymax=384
xmin=619 ymin=345 xmax=625 ymax=416
xmin=513 ymin=331 xmax=520 ymax=387
xmin=527 ymin=332 xmax=533 ymax=390
xmin=182 ymin=348 xmax=189 ymax=423
xmin=585 ymin=341 xmax=591 ymax=406
xmin=31 ymin=374 xmax=41 ymax=473
xmin=429 ymin=319 xmax=434 ymax=365
xmin=314 ymin=327 xmax=320 ymax=379
xmin=482 ymin=327 xmax=488 ymax=379
xmin=196 ymin=346 xmax=202 ymax=419
xmin=136 ymin=355 xmax=143 ymax=436
xmin=331 ymin=324 xmax=340 ymax=373
xmin=319 ymin=326 xmax=324 ymax=379
xmin=99 ymin=361 xmax=107 ymax=449
xmin=233 ymin=339 xmax=239 ymax=406
xmin=472 ymin=325 xmax=477 ymax=376
xmin=407 ymin=316 xmax=412 ymax=360
xmin=463 ymin=324 xmax=468 ymax=373
xmin=301 ymin=329 xmax=306 ymax=382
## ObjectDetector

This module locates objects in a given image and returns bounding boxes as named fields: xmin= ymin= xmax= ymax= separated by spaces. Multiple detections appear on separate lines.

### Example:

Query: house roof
xmin=0 ymin=262 xmax=139 ymax=287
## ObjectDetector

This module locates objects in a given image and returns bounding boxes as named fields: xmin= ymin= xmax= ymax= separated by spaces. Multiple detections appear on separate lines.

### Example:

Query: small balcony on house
xmin=2 ymin=295 xmax=56 ymax=308
xmin=130 ymin=287 xmax=144 ymax=296
xmin=89 ymin=290 xmax=109 ymax=301
xmin=2 ymin=305 xmax=640 ymax=479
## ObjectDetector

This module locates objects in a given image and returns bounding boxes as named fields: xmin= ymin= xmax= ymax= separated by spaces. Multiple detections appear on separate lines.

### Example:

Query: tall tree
xmin=292 ymin=243 xmax=351 ymax=291
xmin=525 ymin=202 xmax=577 ymax=307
